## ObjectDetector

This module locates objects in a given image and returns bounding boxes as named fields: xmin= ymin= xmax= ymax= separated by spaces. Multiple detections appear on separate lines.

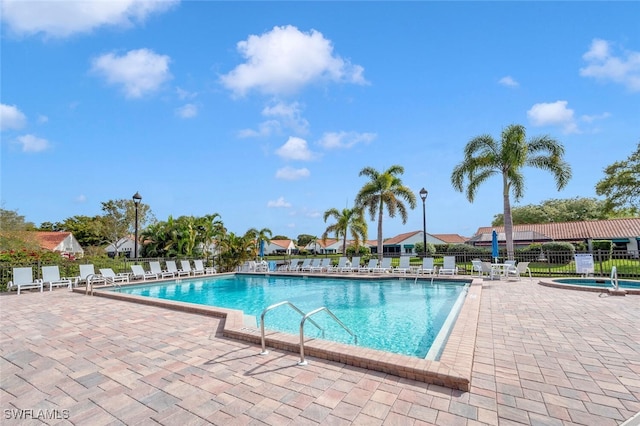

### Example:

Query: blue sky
xmin=1 ymin=1 xmax=639 ymax=240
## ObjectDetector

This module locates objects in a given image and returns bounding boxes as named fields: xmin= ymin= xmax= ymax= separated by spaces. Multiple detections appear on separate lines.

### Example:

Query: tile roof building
xmin=472 ymin=218 xmax=640 ymax=252
xmin=34 ymin=231 xmax=84 ymax=259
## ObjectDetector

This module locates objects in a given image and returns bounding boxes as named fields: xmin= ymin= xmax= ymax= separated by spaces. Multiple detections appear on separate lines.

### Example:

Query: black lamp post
xmin=132 ymin=192 xmax=142 ymax=259
xmin=419 ymin=188 xmax=428 ymax=257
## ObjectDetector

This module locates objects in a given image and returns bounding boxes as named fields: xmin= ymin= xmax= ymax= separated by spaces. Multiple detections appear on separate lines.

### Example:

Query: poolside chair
xmin=301 ymin=259 xmax=317 ymax=272
xmin=180 ymin=260 xmax=202 ymax=276
xmin=280 ymin=259 xmax=300 ymax=272
xmin=166 ymin=260 xmax=190 ymax=277
xmin=328 ymin=257 xmax=348 ymax=273
xmin=343 ymin=256 xmax=361 ymax=273
xmin=418 ymin=257 xmax=436 ymax=275
xmin=311 ymin=258 xmax=332 ymax=272
xmin=359 ymin=258 xmax=378 ymax=273
xmin=194 ymin=259 xmax=216 ymax=275
xmin=438 ymin=256 xmax=458 ymax=276
xmin=471 ymin=260 xmax=497 ymax=280
xmin=77 ymin=264 xmax=106 ymax=287
xmin=99 ymin=268 xmax=130 ymax=285
xmin=149 ymin=261 xmax=176 ymax=278
xmin=372 ymin=258 xmax=392 ymax=273
xmin=130 ymin=264 xmax=158 ymax=281
xmin=8 ymin=267 xmax=43 ymax=294
xmin=254 ymin=260 xmax=268 ymax=272
xmin=394 ymin=257 xmax=412 ymax=274
xmin=507 ymin=262 xmax=532 ymax=280
xmin=41 ymin=265 xmax=73 ymax=291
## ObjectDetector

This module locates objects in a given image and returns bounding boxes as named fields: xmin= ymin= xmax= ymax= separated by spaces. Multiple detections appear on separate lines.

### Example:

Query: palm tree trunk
xmin=503 ymin=177 xmax=515 ymax=260
xmin=377 ymin=200 xmax=384 ymax=261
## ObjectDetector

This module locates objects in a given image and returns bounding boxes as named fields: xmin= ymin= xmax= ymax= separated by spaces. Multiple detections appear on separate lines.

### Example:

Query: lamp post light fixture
xmin=419 ymin=188 xmax=428 ymax=257
xmin=132 ymin=192 xmax=142 ymax=259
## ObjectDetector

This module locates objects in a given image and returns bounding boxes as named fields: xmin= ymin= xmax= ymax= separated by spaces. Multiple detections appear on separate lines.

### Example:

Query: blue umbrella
xmin=491 ymin=230 xmax=499 ymax=263
xmin=259 ymin=239 xmax=265 ymax=259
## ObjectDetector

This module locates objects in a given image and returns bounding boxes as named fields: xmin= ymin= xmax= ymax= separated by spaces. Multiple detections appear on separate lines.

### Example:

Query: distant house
xmin=366 ymin=231 xmax=464 ymax=255
xmin=303 ymin=238 xmax=341 ymax=254
xmin=35 ymin=231 xmax=84 ymax=259
xmin=471 ymin=218 xmax=640 ymax=252
xmin=105 ymin=236 xmax=136 ymax=258
xmin=264 ymin=239 xmax=296 ymax=255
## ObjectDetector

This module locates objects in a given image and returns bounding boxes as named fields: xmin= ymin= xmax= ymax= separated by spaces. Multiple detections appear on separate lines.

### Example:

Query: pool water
xmin=116 ymin=275 xmax=468 ymax=358
xmin=555 ymin=278 xmax=640 ymax=289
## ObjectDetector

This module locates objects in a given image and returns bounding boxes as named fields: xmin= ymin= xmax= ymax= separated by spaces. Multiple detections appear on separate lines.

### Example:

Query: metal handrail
xmin=298 ymin=307 xmax=357 ymax=366
xmin=259 ymin=301 xmax=323 ymax=355
xmin=611 ymin=266 xmax=619 ymax=290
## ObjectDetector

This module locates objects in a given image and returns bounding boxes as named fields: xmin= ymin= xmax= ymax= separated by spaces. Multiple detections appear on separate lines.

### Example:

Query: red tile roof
xmin=383 ymin=231 xmax=422 ymax=245
xmin=475 ymin=218 xmax=640 ymax=241
xmin=433 ymin=234 xmax=468 ymax=244
xmin=34 ymin=231 xmax=71 ymax=251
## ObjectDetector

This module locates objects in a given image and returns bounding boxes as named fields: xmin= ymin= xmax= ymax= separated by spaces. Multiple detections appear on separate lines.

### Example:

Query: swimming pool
xmin=539 ymin=277 xmax=640 ymax=294
xmin=114 ymin=275 xmax=468 ymax=358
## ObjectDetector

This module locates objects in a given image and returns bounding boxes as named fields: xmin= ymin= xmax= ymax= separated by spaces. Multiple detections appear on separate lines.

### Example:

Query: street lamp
xmin=419 ymin=188 xmax=428 ymax=257
xmin=132 ymin=192 xmax=142 ymax=259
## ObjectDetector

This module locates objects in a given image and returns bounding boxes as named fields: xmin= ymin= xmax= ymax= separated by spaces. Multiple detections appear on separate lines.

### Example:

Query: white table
xmin=490 ymin=263 xmax=512 ymax=278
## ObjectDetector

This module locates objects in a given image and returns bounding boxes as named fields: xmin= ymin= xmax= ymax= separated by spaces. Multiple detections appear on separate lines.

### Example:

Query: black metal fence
xmin=1 ymin=250 xmax=638 ymax=291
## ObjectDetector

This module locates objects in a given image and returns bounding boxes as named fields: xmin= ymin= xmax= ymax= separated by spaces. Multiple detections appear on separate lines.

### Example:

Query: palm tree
xmin=246 ymin=227 xmax=272 ymax=259
xmin=355 ymin=165 xmax=417 ymax=261
xmin=322 ymin=207 xmax=368 ymax=255
xmin=451 ymin=124 xmax=572 ymax=260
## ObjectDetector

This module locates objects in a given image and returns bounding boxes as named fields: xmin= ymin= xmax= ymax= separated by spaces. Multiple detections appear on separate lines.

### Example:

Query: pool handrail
xmin=298 ymin=306 xmax=357 ymax=366
xmin=259 ymin=301 xmax=323 ymax=355
xmin=611 ymin=266 xmax=619 ymax=291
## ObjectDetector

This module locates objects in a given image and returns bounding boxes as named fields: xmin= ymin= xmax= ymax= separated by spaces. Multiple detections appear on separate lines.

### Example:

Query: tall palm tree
xmin=355 ymin=165 xmax=417 ymax=261
xmin=451 ymin=124 xmax=572 ymax=260
xmin=322 ymin=207 xmax=368 ymax=255
xmin=246 ymin=227 xmax=272 ymax=259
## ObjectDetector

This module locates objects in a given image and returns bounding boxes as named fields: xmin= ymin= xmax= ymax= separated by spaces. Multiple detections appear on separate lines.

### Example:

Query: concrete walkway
xmin=1 ymin=278 xmax=639 ymax=425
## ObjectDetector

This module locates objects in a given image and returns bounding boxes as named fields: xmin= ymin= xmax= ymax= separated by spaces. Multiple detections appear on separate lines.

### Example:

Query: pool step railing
xmin=298 ymin=307 xmax=357 ymax=366
xmin=259 ymin=301 xmax=324 ymax=355
xmin=611 ymin=266 xmax=619 ymax=290
xmin=259 ymin=301 xmax=357 ymax=366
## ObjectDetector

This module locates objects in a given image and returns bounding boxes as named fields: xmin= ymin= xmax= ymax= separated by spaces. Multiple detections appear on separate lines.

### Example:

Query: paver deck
xmin=1 ymin=277 xmax=639 ymax=425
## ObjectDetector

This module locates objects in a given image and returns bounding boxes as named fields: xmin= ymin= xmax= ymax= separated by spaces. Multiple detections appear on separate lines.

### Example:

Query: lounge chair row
xmin=7 ymin=260 xmax=216 ymax=294
xmin=276 ymin=256 xmax=459 ymax=275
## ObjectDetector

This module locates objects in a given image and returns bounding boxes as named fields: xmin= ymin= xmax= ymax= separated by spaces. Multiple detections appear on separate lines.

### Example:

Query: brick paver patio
xmin=1 ymin=278 xmax=639 ymax=425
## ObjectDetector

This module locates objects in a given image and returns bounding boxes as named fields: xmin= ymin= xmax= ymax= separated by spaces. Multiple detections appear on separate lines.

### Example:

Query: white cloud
xmin=580 ymin=38 xmax=640 ymax=92
xmin=237 ymin=120 xmax=281 ymax=138
xmin=91 ymin=48 xmax=172 ymax=98
xmin=276 ymin=136 xmax=315 ymax=160
xmin=75 ymin=194 xmax=87 ymax=203
xmin=175 ymin=103 xmax=198 ymax=118
xmin=262 ymin=101 xmax=309 ymax=134
xmin=37 ymin=114 xmax=49 ymax=124
xmin=176 ymin=87 xmax=197 ymax=100
xmin=267 ymin=196 xmax=292 ymax=208
xmin=581 ymin=112 xmax=611 ymax=123
xmin=275 ymin=167 xmax=310 ymax=180
xmin=0 ymin=103 xmax=27 ymax=130
xmin=220 ymin=25 xmax=367 ymax=97
xmin=498 ymin=76 xmax=519 ymax=87
xmin=1 ymin=0 xmax=178 ymax=38
xmin=318 ymin=131 xmax=376 ymax=149
xmin=14 ymin=134 xmax=50 ymax=152
xmin=527 ymin=101 xmax=578 ymax=134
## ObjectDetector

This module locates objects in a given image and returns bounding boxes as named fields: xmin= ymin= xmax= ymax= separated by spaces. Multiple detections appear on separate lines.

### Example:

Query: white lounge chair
xmin=507 ymin=261 xmax=532 ymax=280
xmin=99 ymin=268 xmax=130 ymax=285
xmin=194 ymin=259 xmax=215 ymax=274
xmin=77 ymin=264 xmax=106 ymax=286
xmin=343 ymin=256 xmax=360 ymax=273
xmin=372 ymin=258 xmax=392 ymax=273
xmin=301 ymin=259 xmax=317 ymax=272
xmin=418 ymin=257 xmax=436 ymax=275
xmin=41 ymin=265 xmax=73 ymax=291
xmin=438 ymin=256 xmax=458 ymax=276
xmin=311 ymin=258 xmax=332 ymax=272
xmin=328 ymin=257 xmax=348 ymax=273
xmin=179 ymin=260 xmax=201 ymax=276
xmin=149 ymin=261 xmax=175 ymax=278
xmin=280 ymin=259 xmax=300 ymax=272
xmin=359 ymin=258 xmax=378 ymax=273
xmin=394 ymin=257 xmax=412 ymax=274
xmin=8 ymin=267 xmax=43 ymax=294
xmin=130 ymin=264 xmax=158 ymax=280
xmin=166 ymin=260 xmax=189 ymax=277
